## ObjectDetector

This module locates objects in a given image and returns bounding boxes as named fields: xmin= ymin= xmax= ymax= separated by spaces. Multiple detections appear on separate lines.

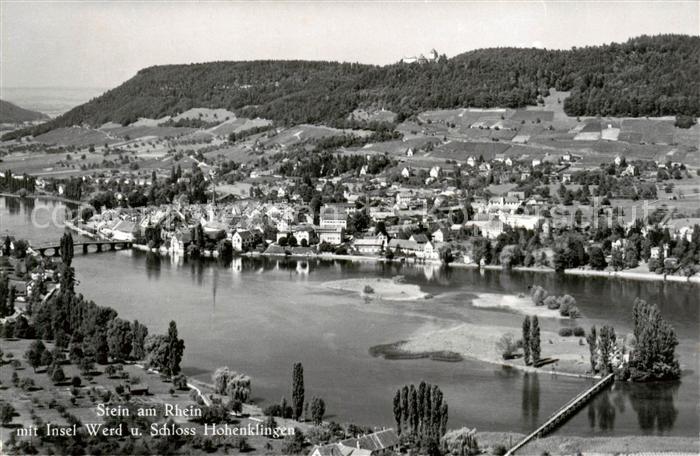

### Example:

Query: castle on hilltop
xmin=400 ymin=49 xmax=439 ymax=64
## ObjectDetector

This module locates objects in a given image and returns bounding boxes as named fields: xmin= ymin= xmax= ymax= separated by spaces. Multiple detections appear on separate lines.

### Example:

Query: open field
xmin=34 ymin=127 xmax=119 ymax=147
xmin=208 ymin=117 xmax=272 ymax=136
xmin=173 ymin=108 xmax=237 ymax=122
xmin=100 ymin=125 xmax=197 ymax=140
xmin=260 ymin=124 xmax=373 ymax=148
xmin=428 ymin=141 xmax=510 ymax=161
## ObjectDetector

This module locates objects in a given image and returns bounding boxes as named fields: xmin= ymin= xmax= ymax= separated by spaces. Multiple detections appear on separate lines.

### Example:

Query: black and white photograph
xmin=0 ymin=1 xmax=698 ymax=455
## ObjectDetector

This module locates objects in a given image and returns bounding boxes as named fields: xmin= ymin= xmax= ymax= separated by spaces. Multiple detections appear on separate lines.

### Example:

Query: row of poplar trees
xmin=392 ymin=382 xmax=448 ymax=440
xmin=522 ymin=315 xmax=541 ymax=366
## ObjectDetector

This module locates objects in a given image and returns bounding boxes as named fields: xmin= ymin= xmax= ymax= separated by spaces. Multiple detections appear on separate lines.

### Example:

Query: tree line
xmin=392 ymin=381 xmax=448 ymax=452
xmin=6 ymin=34 xmax=698 ymax=140
xmin=0 ymin=233 xmax=185 ymax=379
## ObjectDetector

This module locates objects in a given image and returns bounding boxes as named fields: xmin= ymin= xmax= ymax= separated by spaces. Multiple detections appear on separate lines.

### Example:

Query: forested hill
xmin=7 ymin=34 xmax=699 ymax=139
xmin=0 ymin=100 xmax=49 ymax=123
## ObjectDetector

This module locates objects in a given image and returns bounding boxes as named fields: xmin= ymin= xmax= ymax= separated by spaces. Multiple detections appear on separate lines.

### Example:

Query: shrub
xmin=363 ymin=285 xmax=374 ymax=294
xmin=558 ymin=328 xmax=574 ymax=337
xmin=573 ymin=327 xmax=586 ymax=337
xmin=493 ymin=444 xmax=508 ymax=456
xmin=675 ymin=115 xmax=696 ymax=129
xmin=568 ymin=306 xmax=582 ymax=319
xmin=496 ymin=333 xmax=519 ymax=359
xmin=544 ymin=296 xmax=559 ymax=310
xmin=71 ymin=376 xmax=82 ymax=387
xmin=173 ymin=374 xmax=188 ymax=390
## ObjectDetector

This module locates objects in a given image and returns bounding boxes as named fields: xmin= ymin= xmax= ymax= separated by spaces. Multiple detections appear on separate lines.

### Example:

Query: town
xmin=0 ymin=10 xmax=698 ymax=455
xmin=4 ymin=126 xmax=698 ymax=282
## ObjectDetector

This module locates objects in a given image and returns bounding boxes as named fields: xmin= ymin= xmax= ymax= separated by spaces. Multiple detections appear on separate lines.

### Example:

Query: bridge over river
xmin=506 ymin=373 xmax=615 ymax=455
xmin=30 ymin=240 xmax=133 ymax=257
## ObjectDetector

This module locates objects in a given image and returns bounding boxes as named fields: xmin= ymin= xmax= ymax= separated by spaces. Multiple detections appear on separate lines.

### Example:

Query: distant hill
xmin=0 ymin=99 xmax=49 ymax=123
xmin=5 ymin=34 xmax=699 ymax=140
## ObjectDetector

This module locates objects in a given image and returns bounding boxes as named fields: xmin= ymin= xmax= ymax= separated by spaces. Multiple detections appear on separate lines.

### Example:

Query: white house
xmin=432 ymin=227 xmax=451 ymax=243
xmin=232 ymin=230 xmax=255 ymax=251
xmin=353 ymin=233 xmax=387 ymax=255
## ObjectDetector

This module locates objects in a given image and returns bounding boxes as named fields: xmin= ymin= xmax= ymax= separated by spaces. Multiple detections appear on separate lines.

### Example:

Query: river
xmin=2 ymin=196 xmax=698 ymax=437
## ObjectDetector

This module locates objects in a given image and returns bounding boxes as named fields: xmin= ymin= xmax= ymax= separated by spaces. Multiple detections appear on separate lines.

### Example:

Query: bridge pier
xmin=83 ymin=244 xmax=89 ymax=254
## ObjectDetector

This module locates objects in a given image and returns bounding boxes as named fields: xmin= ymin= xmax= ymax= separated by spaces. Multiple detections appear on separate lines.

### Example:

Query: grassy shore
xmin=373 ymin=321 xmax=593 ymax=377
xmin=471 ymin=292 xmax=566 ymax=319
xmin=323 ymin=277 xmax=432 ymax=301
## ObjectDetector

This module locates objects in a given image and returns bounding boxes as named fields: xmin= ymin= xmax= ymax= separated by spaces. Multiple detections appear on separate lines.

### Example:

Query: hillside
xmin=5 ymin=34 xmax=699 ymax=140
xmin=0 ymin=99 xmax=49 ymax=123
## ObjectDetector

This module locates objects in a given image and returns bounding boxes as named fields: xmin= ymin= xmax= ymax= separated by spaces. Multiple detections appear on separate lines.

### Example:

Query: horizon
xmin=1 ymin=1 xmax=698 ymax=90
xmin=1 ymin=30 xmax=695 ymax=91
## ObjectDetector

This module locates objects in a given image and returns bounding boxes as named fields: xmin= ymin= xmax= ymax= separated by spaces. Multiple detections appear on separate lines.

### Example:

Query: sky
xmin=1 ymin=1 xmax=698 ymax=89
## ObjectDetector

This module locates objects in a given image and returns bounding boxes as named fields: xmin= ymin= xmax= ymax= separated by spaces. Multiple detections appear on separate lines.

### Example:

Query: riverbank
xmin=0 ymin=191 xmax=82 ymax=206
xmin=477 ymin=431 xmax=700 ymax=455
xmin=263 ymin=249 xmax=700 ymax=285
xmin=371 ymin=321 xmax=593 ymax=377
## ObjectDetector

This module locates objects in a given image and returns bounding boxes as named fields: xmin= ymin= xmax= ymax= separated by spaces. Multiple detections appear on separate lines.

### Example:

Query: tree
xmin=522 ymin=317 xmax=531 ymax=365
xmin=107 ymin=318 xmax=133 ymax=361
xmin=130 ymin=320 xmax=148 ymax=360
xmin=440 ymin=247 xmax=454 ymax=266
xmin=530 ymin=285 xmax=547 ymax=306
xmin=213 ymin=367 xmax=231 ymax=394
xmin=552 ymin=247 xmax=569 ymax=272
xmin=60 ymin=232 xmax=74 ymax=266
xmin=496 ymin=333 xmax=518 ymax=360
xmin=93 ymin=332 xmax=109 ymax=364
xmin=624 ymin=244 xmax=639 ymax=269
xmin=395 ymin=382 xmax=448 ymax=441
xmin=629 ymin=299 xmax=680 ymax=381
xmin=393 ymin=389 xmax=402 ymax=433
xmin=530 ymin=316 xmax=541 ymax=366
xmin=166 ymin=321 xmax=185 ymax=376
xmin=586 ymin=326 xmax=598 ymax=373
xmin=588 ymin=246 xmax=607 ymax=270
xmin=0 ymin=402 xmax=15 ymax=426
xmin=25 ymin=340 xmax=46 ymax=372
xmin=283 ymin=428 xmax=306 ymax=454
xmin=598 ymin=325 xmax=617 ymax=375
xmin=51 ymin=365 xmax=66 ymax=384
xmin=310 ymin=397 xmax=325 ymax=425
xmin=400 ymin=385 xmax=409 ymax=432
xmin=292 ymin=362 xmax=305 ymax=421
xmin=610 ymin=248 xmax=624 ymax=271
xmin=40 ymin=350 xmax=53 ymax=367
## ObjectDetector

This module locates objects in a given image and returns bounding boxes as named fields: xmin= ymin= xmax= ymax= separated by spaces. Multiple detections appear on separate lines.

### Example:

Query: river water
xmin=2 ymin=196 xmax=698 ymax=437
